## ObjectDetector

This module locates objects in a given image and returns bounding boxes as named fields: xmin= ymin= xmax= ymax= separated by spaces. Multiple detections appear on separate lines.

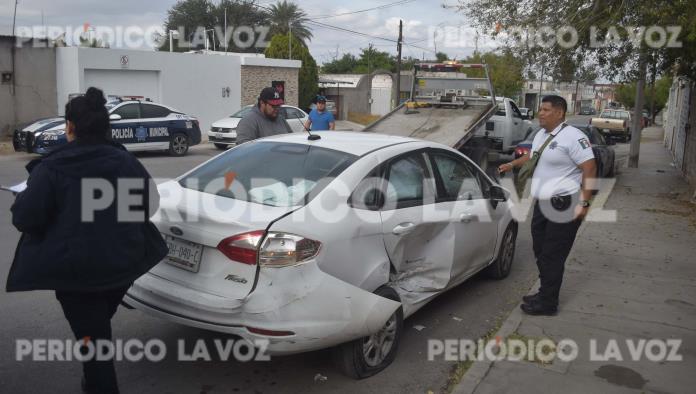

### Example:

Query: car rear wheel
xmin=169 ymin=134 xmax=189 ymax=156
xmin=485 ymin=223 xmax=517 ymax=279
xmin=332 ymin=286 xmax=403 ymax=379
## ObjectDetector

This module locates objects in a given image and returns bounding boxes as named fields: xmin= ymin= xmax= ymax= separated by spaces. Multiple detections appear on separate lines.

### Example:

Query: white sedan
xmin=125 ymin=131 xmax=517 ymax=378
xmin=208 ymin=105 xmax=309 ymax=149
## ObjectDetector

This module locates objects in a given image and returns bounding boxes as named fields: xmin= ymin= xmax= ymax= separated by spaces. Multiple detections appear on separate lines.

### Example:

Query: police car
xmin=13 ymin=99 xmax=202 ymax=156
xmin=13 ymin=117 xmax=66 ymax=155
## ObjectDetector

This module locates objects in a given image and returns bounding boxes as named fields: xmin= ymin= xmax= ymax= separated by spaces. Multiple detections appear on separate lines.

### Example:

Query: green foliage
xmin=460 ymin=50 xmax=525 ymax=99
xmin=267 ymin=1 xmax=313 ymax=44
xmin=321 ymin=53 xmax=358 ymax=74
xmin=616 ymin=76 xmax=672 ymax=113
xmin=353 ymin=46 xmax=397 ymax=73
xmin=456 ymin=0 xmax=696 ymax=80
xmin=435 ymin=52 xmax=449 ymax=62
xmin=265 ymin=33 xmax=318 ymax=110
xmin=159 ymin=0 xmax=268 ymax=53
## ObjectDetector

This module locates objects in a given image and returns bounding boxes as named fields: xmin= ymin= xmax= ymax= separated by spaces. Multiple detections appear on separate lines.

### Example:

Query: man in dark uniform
xmin=498 ymin=95 xmax=597 ymax=315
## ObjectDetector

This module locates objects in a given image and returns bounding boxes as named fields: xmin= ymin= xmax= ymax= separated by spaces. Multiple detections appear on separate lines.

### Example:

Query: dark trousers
xmin=531 ymin=196 xmax=582 ymax=307
xmin=56 ymin=286 xmax=130 ymax=394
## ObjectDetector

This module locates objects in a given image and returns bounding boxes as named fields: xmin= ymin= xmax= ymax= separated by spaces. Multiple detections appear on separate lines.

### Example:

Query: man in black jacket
xmin=7 ymin=88 xmax=168 ymax=394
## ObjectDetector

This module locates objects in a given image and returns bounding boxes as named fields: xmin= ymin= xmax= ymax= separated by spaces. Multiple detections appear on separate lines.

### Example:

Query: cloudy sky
xmin=0 ymin=0 xmax=500 ymax=63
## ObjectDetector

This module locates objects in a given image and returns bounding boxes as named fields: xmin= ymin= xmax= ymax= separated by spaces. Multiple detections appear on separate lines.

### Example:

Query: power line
xmin=307 ymin=0 xmax=418 ymax=20
xmin=251 ymin=1 xmax=435 ymax=54
xmin=307 ymin=19 xmax=435 ymax=53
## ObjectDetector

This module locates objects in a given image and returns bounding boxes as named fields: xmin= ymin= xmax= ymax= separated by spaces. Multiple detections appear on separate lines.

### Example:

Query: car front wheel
xmin=332 ymin=286 xmax=403 ymax=379
xmin=169 ymin=134 xmax=189 ymax=156
xmin=485 ymin=223 xmax=517 ymax=279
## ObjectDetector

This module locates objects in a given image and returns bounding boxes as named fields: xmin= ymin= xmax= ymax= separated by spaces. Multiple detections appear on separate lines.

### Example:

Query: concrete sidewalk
xmin=455 ymin=126 xmax=696 ymax=393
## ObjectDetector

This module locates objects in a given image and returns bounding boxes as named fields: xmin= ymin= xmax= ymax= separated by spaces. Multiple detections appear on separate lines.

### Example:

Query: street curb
xmin=452 ymin=173 xmax=615 ymax=394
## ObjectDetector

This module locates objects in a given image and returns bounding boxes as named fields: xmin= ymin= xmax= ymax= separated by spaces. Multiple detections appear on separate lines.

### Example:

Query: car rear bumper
xmin=125 ymin=261 xmax=400 ymax=355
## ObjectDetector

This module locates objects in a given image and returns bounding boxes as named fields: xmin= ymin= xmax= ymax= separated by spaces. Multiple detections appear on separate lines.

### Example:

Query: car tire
xmin=485 ymin=223 xmax=517 ymax=280
xmin=169 ymin=133 xmax=189 ymax=156
xmin=214 ymin=143 xmax=228 ymax=150
xmin=332 ymin=286 xmax=403 ymax=379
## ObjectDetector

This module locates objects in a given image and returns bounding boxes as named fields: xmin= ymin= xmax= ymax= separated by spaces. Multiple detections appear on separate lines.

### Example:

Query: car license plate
xmin=164 ymin=235 xmax=203 ymax=273
xmin=215 ymin=133 xmax=223 ymax=138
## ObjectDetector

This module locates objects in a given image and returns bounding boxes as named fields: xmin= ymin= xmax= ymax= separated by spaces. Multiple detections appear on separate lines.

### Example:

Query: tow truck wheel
xmin=169 ymin=133 xmax=189 ymax=156
xmin=332 ymin=286 xmax=403 ymax=379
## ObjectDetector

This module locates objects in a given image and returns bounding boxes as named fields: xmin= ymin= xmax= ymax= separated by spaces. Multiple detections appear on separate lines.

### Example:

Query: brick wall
xmin=240 ymin=66 xmax=299 ymax=107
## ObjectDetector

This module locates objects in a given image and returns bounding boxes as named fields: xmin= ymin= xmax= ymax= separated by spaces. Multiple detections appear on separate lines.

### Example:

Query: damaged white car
xmin=124 ymin=132 xmax=517 ymax=378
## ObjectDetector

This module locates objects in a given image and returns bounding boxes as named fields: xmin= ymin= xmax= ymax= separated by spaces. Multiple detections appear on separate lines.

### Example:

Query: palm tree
xmin=268 ymin=1 xmax=313 ymax=44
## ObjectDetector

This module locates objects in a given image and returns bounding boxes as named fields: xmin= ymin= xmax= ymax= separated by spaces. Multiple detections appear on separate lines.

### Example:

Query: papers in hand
xmin=0 ymin=180 xmax=27 ymax=194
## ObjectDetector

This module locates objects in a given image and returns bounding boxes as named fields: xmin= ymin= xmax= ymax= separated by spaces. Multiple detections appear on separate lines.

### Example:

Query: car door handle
xmin=392 ymin=222 xmax=415 ymax=235
xmin=459 ymin=213 xmax=474 ymax=223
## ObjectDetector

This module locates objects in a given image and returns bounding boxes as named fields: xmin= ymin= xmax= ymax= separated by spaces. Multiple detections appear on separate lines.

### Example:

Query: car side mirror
xmin=109 ymin=114 xmax=122 ymax=121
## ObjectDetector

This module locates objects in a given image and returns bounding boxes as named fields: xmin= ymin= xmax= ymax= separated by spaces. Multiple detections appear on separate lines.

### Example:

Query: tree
xmin=267 ymin=1 xmax=313 ymax=44
xmin=435 ymin=52 xmax=449 ymax=62
xmin=354 ymin=45 xmax=396 ymax=74
xmin=159 ymin=0 xmax=268 ymax=53
xmin=321 ymin=53 xmax=358 ymax=74
xmin=460 ymin=50 xmax=525 ymax=99
xmin=265 ymin=33 xmax=318 ymax=110
xmin=615 ymin=76 xmax=671 ymax=114
xmin=454 ymin=0 xmax=696 ymax=166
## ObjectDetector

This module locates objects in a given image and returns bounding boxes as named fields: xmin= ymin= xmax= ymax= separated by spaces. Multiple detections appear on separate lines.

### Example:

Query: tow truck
xmin=363 ymin=62 xmax=533 ymax=174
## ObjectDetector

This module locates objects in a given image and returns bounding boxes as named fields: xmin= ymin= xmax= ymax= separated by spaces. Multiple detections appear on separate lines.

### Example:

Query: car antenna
xmin=294 ymin=110 xmax=321 ymax=141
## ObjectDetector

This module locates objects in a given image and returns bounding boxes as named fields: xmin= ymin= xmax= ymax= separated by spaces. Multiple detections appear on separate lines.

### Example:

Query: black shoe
xmin=522 ymin=292 xmax=540 ymax=304
xmin=520 ymin=300 xmax=558 ymax=316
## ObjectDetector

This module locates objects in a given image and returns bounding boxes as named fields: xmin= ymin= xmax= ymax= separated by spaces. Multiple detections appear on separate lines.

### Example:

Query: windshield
xmin=231 ymin=106 xmax=253 ymax=118
xmin=179 ymin=142 xmax=357 ymax=207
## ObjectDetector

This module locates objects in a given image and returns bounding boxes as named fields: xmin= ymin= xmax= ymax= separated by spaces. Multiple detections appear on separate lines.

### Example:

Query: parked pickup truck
xmin=363 ymin=63 xmax=533 ymax=176
xmin=591 ymin=109 xmax=632 ymax=142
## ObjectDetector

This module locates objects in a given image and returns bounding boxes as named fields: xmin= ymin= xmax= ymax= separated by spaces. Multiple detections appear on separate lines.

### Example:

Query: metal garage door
xmin=84 ymin=69 xmax=160 ymax=102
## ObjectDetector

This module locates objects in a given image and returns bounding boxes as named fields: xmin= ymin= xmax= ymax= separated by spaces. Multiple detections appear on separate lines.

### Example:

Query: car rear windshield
xmin=179 ymin=142 xmax=357 ymax=207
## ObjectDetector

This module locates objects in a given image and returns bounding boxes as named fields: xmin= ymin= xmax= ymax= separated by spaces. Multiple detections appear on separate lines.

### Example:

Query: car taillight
xmin=623 ymin=120 xmax=627 ymax=128
xmin=259 ymin=232 xmax=321 ymax=268
xmin=515 ymin=147 xmax=529 ymax=157
xmin=217 ymin=230 xmax=266 ymax=265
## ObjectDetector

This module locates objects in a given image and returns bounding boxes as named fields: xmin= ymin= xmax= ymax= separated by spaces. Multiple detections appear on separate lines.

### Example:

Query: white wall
xmin=56 ymin=47 xmax=244 ymax=132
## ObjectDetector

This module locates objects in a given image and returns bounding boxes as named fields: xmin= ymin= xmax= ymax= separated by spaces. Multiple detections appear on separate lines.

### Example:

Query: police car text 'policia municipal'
xmin=13 ymin=98 xmax=202 ymax=156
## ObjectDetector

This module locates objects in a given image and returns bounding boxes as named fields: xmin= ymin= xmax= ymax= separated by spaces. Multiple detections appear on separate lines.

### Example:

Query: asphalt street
xmin=0 ymin=115 xmax=618 ymax=394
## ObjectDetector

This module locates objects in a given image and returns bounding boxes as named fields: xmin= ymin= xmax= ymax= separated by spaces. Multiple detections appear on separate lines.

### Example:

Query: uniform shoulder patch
xmin=578 ymin=138 xmax=591 ymax=149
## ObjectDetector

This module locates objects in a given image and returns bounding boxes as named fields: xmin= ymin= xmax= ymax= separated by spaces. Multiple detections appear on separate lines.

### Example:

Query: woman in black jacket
xmin=7 ymin=87 xmax=168 ymax=394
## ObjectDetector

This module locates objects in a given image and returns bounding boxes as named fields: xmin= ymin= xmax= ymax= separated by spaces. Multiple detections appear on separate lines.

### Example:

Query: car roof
xmin=259 ymin=131 xmax=422 ymax=156
xmin=109 ymin=100 xmax=180 ymax=113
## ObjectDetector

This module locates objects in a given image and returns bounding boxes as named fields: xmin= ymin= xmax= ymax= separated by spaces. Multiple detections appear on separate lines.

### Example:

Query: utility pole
xmin=224 ymin=7 xmax=228 ymax=52
xmin=629 ymin=53 xmax=648 ymax=168
xmin=395 ymin=20 xmax=403 ymax=109
xmin=11 ymin=0 xmax=19 ymax=96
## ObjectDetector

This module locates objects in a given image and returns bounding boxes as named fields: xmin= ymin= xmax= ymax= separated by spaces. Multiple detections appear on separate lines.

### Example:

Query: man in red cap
xmin=236 ymin=87 xmax=293 ymax=144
